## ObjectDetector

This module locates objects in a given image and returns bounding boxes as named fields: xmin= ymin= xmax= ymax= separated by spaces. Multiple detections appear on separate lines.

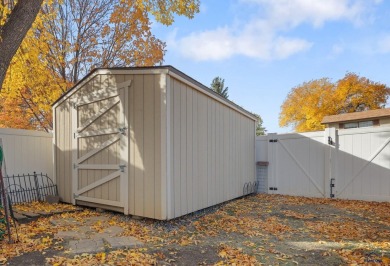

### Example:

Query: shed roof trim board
xmin=321 ymin=108 xmax=390 ymax=124
xmin=52 ymin=66 xmax=257 ymax=121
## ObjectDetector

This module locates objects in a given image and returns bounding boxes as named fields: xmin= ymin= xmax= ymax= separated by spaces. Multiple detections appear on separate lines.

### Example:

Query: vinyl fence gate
xmin=256 ymin=126 xmax=390 ymax=202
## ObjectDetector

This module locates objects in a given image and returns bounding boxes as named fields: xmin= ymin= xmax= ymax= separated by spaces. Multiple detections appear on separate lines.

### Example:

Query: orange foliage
xmin=279 ymin=73 xmax=390 ymax=132
xmin=0 ymin=0 xmax=199 ymax=131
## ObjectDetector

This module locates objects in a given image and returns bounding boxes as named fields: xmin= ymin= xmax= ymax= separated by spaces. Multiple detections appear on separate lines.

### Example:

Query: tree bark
xmin=0 ymin=0 xmax=43 ymax=91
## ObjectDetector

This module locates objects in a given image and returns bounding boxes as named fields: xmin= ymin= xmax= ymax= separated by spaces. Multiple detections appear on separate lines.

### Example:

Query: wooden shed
xmin=53 ymin=66 xmax=256 ymax=220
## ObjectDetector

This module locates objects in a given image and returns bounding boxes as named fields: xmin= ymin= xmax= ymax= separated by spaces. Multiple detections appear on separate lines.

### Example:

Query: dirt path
xmin=3 ymin=194 xmax=390 ymax=265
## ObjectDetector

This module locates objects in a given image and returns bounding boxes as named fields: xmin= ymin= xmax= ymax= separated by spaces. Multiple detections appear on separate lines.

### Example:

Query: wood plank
xmin=77 ymin=170 xmax=121 ymax=196
xmin=155 ymin=72 xmax=163 ymax=219
xmin=211 ymin=101 xmax=216 ymax=203
xmin=78 ymin=164 xmax=119 ymax=170
xmin=77 ymin=134 xmax=120 ymax=164
xmin=64 ymin=102 xmax=71 ymax=203
xmin=90 ymin=83 xmax=100 ymax=199
xmin=128 ymin=74 xmax=135 ymax=215
xmin=207 ymin=98 xmax=213 ymax=205
xmin=180 ymin=82 xmax=187 ymax=215
xmin=77 ymin=97 xmax=120 ymax=133
xmin=192 ymin=91 xmax=199 ymax=211
xmin=167 ymin=76 xmax=174 ymax=219
xmin=198 ymin=93 xmax=207 ymax=208
xmin=215 ymin=104 xmax=221 ymax=203
xmin=76 ymin=94 xmax=119 ymax=108
xmin=57 ymin=106 xmax=65 ymax=201
xmin=120 ymin=78 xmax=130 ymax=214
xmin=107 ymin=136 xmax=119 ymax=201
xmin=134 ymin=74 xmax=145 ymax=216
xmin=76 ymin=196 xmax=123 ymax=207
xmin=77 ymin=128 xmax=119 ymax=138
xmin=186 ymin=87 xmax=193 ymax=213
xmin=144 ymin=75 xmax=155 ymax=218
xmin=173 ymin=79 xmax=181 ymax=217
xmin=223 ymin=106 xmax=229 ymax=201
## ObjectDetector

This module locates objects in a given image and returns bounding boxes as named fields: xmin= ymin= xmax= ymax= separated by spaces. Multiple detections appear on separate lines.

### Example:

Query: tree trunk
xmin=0 ymin=0 xmax=43 ymax=91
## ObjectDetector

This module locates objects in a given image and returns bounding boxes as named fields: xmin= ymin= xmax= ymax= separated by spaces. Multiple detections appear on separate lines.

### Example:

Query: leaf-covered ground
xmin=1 ymin=194 xmax=389 ymax=265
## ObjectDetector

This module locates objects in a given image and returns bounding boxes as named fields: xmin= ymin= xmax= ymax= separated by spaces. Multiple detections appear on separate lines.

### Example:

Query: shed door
xmin=71 ymin=80 xmax=131 ymax=214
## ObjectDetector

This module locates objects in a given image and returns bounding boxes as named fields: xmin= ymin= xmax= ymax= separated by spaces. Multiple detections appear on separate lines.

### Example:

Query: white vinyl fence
xmin=0 ymin=128 xmax=53 ymax=178
xmin=256 ymin=126 xmax=390 ymax=202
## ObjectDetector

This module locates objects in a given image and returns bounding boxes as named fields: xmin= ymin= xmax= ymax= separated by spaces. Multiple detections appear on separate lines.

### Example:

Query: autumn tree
xmin=211 ymin=76 xmax=229 ymax=99
xmin=0 ymin=0 xmax=199 ymax=90
xmin=0 ymin=0 xmax=43 ymax=91
xmin=0 ymin=7 xmax=68 ymax=131
xmin=279 ymin=73 xmax=390 ymax=132
xmin=41 ymin=0 xmax=188 ymax=85
xmin=0 ymin=0 xmax=199 ymax=130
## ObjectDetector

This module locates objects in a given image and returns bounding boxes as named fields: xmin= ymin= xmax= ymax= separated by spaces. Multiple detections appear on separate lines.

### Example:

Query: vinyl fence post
xmin=267 ymin=133 xmax=277 ymax=194
xmin=324 ymin=128 xmax=337 ymax=198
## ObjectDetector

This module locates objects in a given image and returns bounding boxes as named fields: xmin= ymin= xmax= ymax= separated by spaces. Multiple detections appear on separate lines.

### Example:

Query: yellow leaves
xmin=91 ymin=220 xmax=105 ymax=233
xmin=282 ymin=210 xmax=315 ymax=219
xmin=47 ymin=249 xmax=157 ymax=265
xmin=14 ymin=201 xmax=78 ymax=213
xmin=2 ymin=0 xmax=199 ymax=131
xmin=42 ymin=236 xmax=52 ymax=245
xmin=306 ymin=219 xmax=390 ymax=241
xmin=176 ymin=234 xmax=200 ymax=246
xmin=216 ymin=244 xmax=259 ymax=265
xmin=334 ymin=72 xmax=390 ymax=113
xmin=194 ymin=206 xmax=293 ymax=238
xmin=1 ymin=10 xmax=67 ymax=131
xmin=2 ymin=195 xmax=390 ymax=265
xmin=134 ymin=0 xmax=200 ymax=25
xmin=95 ymin=252 xmax=106 ymax=264
xmin=335 ymin=248 xmax=390 ymax=265
xmin=279 ymin=73 xmax=390 ymax=132
xmin=0 ymin=255 xmax=7 ymax=265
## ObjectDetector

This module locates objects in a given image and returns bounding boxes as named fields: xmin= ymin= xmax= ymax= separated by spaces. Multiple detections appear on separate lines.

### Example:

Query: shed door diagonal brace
xmin=76 ymin=134 xmax=121 ymax=165
xmin=337 ymin=135 xmax=390 ymax=196
xmin=278 ymin=140 xmax=325 ymax=196
xmin=77 ymin=96 xmax=120 ymax=133
xmin=75 ymin=170 xmax=121 ymax=196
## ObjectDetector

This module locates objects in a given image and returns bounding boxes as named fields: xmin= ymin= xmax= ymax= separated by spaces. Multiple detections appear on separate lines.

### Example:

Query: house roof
xmin=52 ymin=65 xmax=258 ymax=121
xmin=321 ymin=108 xmax=390 ymax=124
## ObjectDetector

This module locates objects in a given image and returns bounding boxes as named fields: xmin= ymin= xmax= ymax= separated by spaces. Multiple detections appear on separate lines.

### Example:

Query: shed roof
xmin=52 ymin=65 xmax=257 ymax=121
xmin=321 ymin=108 xmax=390 ymax=124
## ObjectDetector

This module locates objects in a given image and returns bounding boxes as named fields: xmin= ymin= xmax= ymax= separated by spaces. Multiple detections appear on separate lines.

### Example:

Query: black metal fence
xmin=3 ymin=172 xmax=57 ymax=204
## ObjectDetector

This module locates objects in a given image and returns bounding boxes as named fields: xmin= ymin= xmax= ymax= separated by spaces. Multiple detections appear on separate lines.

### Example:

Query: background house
xmin=321 ymin=108 xmax=390 ymax=129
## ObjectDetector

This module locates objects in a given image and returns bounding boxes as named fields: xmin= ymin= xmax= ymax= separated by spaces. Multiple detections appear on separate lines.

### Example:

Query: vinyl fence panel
xmin=256 ymin=126 xmax=390 ymax=202
xmin=335 ymin=126 xmax=390 ymax=201
xmin=0 ymin=128 xmax=53 ymax=179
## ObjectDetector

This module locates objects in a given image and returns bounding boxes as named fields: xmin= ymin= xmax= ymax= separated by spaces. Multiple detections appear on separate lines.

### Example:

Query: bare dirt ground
xmin=1 ymin=194 xmax=390 ymax=265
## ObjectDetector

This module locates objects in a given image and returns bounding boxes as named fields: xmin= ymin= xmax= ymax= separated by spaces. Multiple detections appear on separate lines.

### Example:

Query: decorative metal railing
xmin=3 ymin=172 xmax=57 ymax=204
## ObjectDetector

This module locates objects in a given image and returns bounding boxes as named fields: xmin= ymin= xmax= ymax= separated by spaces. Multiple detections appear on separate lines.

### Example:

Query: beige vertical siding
xmin=127 ymin=74 xmax=163 ymax=219
xmin=54 ymin=100 xmax=73 ymax=203
xmin=54 ymin=67 xmax=254 ymax=220
xmin=167 ymin=76 xmax=256 ymax=219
